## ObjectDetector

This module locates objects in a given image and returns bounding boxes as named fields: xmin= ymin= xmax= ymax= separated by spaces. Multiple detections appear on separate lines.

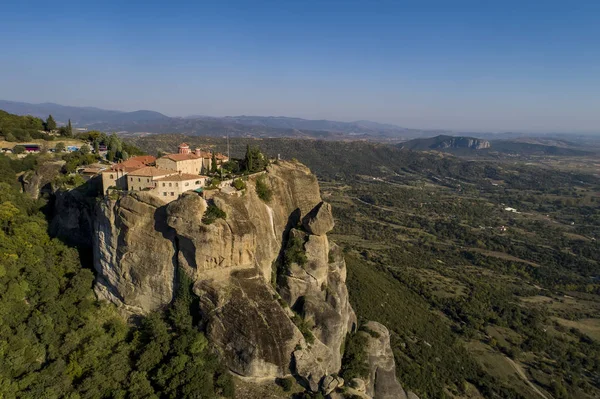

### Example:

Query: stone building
xmin=126 ymin=167 xmax=178 ymax=191
xmin=100 ymin=155 xmax=156 ymax=193
xmin=154 ymin=173 xmax=208 ymax=199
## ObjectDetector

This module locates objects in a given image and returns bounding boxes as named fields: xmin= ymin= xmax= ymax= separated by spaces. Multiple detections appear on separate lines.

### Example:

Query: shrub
xmin=233 ymin=178 xmax=246 ymax=191
xmin=292 ymin=313 xmax=315 ymax=345
xmin=340 ymin=332 xmax=370 ymax=380
xmin=284 ymin=236 xmax=307 ymax=269
xmin=276 ymin=377 xmax=294 ymax=392
xmin=54 ymin=142 xmax=66 ymax=152
xmin=202 ymin=203 xmax=226 ymax=225
xmin=255 ymin=175 xmax=272 ymax=202
xmin=12 ymin=145 xmax=25 ymax=154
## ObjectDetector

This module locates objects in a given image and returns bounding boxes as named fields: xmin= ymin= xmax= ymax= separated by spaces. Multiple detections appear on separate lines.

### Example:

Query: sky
xmin=1 ymin=0 xmax=599 ymax=133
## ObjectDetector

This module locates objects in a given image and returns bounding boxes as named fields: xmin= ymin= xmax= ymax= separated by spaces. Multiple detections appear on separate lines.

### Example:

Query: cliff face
xmin=92 ymin=160 xmax=406 ymax=396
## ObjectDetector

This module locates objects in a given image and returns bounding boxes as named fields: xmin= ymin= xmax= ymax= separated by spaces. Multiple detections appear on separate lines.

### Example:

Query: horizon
xmin=1 ymin=1 xmax=599 ymax=133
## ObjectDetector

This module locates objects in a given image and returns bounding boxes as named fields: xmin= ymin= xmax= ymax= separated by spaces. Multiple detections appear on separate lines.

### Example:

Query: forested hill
xmin=0 ymin=110 xmax=47 ymax=141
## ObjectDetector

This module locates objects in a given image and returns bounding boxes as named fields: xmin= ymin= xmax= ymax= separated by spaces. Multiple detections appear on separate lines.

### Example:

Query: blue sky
xmin=1 ymin=0 xmax=599 ymax=132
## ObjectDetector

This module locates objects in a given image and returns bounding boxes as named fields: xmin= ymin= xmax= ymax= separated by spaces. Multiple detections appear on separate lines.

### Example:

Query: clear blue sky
xmin=1 ymin=0 xmax=599 ymax=132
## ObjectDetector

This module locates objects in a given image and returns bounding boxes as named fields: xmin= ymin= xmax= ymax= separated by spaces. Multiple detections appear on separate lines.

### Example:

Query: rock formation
xmin=92 ymin=160 xmax=409 ymax=397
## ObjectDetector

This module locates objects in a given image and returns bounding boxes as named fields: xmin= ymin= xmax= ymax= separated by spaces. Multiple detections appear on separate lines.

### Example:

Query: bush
xmin=292 ymin=313 xmax=315 ymax=345
xmin=284 ymin=236 xmax=307 ymax=269
xmin=12 ymin=145 xmax=25 ymax=154
xmin=276 ymin=377 xmax=294 ymax=392
xmin=54 ymin=142 xmax=65 ymax=152
xmin=202 ymin=203 xmax=227 ymax=224
xmin=233 ymin=178 xmax=246 ymax=190
xmin=340 ymin=332 xmax=370 ymax=380
xmin=256 ymin=175 xmax=272 ymax=202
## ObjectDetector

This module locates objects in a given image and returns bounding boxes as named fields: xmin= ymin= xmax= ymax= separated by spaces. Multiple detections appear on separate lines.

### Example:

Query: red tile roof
xmin=128 ymin=155 xmax=156 ymax=165
xmin=155 ymin=173 xmax=208 ymax=182
xmin=127 ymin=167 xmax=176 ymax=177
xmin=161 ymin=153 xmax=202 ymax=162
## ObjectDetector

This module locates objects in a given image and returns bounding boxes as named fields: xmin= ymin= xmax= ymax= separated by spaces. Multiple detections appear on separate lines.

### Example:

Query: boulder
xmin=350 ymin=378 xmax=366 ymax=392
xmin=321 ymin=374 xmax=344 ymax=395
xmin=303 ymin=201 xmax=335 ymax=235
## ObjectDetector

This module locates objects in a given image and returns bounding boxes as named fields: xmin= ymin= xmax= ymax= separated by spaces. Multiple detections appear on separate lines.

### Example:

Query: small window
xmin=138 ymin=178 xmax=140 ymax=182
xmin=171 ymin=192 xmax=174 ymax=196
xmin=169 ymin=183 xmax=172 ymax=187
xmin=162 ymin=183 xmax=165 ymax=187
xmin=110 ymin=174 xmax=114 ymax=179
xmin=196 ymin=180 xmax=200 ymax=185
xmin=147 ymin=178 xmax=150 ymax=183
xmin=163 ymin=192 xmax=167 ymax=196
xmin=175 ymin=183 xmax=178 ymax=187
xmin=185 ymin=182 xmax=189 ymax=186
xmin=130 ymin=177 xmax=133 ymax=182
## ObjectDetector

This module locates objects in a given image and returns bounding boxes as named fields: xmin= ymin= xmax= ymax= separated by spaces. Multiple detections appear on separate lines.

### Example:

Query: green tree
xmin=211 ymin=151 xmax=218 ymax=173
xmin=5 ymin=132 xmax=16 ymax=142
xmin=45 ymin=115 xmax=57 ymax=132
xmin=67 ymin=119 xmax=73 ymax=136
xmin=54 ymin=142 xmax=65 ymax=152
xmin=79 ymin=144 xmax=91 ymax=155
xmin=12 ymin=145 xmax=25 ymax=154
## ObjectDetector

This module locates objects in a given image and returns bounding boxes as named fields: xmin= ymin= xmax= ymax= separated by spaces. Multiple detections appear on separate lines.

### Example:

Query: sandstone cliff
xmin=92 ymin=160 xmax=407 ymax=397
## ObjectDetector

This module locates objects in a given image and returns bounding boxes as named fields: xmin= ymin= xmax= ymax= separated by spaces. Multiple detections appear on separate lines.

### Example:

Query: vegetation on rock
xmin=256 ymin=174 xmax=272 ymax=202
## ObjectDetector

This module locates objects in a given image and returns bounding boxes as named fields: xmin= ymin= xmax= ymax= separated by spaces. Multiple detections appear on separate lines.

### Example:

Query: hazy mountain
xmin=0 ymin=100 xmax=168 ymax=126
xmin=0 ymin=100 xmax=438 ymax=139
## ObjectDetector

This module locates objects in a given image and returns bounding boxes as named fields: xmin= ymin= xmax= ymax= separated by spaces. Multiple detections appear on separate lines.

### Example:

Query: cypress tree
xmin=45 ymin=115 xmax=57 ymax=132
xmin=211 ymin=151 xmax=218 ymax=173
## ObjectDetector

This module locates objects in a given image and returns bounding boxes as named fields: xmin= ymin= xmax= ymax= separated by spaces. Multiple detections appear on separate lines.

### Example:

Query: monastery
xmin=101 ymin=143 xmax=228 ymax=201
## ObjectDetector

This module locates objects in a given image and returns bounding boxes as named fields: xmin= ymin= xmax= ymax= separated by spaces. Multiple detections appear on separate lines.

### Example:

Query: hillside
xmin=0 ymin=109 xmax=47 ymax=141
xmin=399 ymin=135 xmax=491 ymax=151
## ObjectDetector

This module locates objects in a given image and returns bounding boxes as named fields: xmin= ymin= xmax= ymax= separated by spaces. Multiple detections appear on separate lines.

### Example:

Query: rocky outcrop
xmin=303 ymin=201 xmax=335 ymax=235
xmin=20 ymin=160 xmax=63 ymax=199
xmin=91 ymin=160 xmax=408 ymax=396
xmin=361 ymin=321 xmax=419 ymax=399
xmin=50 ymin=189 xmax=96 ymax=249
xmin=94 ymin=192 xmax=176 ymax=316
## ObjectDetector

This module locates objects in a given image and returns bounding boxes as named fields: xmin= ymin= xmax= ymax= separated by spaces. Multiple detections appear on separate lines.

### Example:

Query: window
xmin=185 ymin=182 xmax=189 ymax=186
xmin=147 ymin=178 xmax=150 ymax=183
xmin=169 ymin=183 xmax=172 ymax=187
xmin=130 ymin=177 xmax=133 ymax=182
xmin=110 ymin=174 xmax=114 ymax=179
xmin=162 ymin=183 xmax=165 ymax=187
xmin=138 ymin=178 xmax=140 ymax=182
xmin=196 ymin=180 xmax=200 ymax=185
xmin=175 ymin=183 xmax=178 ymax=187
xmin=163 ymin=192 xmax=167 ymax=196
xmin=171 ymin=192 xmax=174 ymax=196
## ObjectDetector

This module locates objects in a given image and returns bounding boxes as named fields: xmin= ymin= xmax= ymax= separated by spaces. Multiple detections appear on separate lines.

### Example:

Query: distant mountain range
xmin=0 ymin=100 xmax=441 ymax=140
